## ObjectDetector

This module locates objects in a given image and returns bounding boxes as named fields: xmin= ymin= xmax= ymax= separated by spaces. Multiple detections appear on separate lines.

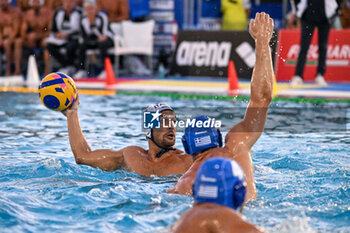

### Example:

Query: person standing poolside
xmin=168 ymin=12 xmax=275 ymax=202
xmin=62 ymin=102 xmax=193 ymax=176
xmin=171 ymin=157 xmax=265 ymax=233
xmin=289 ymin=0 xmax=342 ymax=87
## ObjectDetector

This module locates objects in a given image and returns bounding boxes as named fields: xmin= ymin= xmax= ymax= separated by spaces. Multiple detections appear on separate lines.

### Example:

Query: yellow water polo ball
xmin=38 ymin=72 xmax=77 ymax=111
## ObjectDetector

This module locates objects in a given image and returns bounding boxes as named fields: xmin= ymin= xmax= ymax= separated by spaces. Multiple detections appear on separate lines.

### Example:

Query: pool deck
xmin=74 ymin=77 xmax=350 ymax=100
xmin=1 ymin=75 xmax=350 ymax=100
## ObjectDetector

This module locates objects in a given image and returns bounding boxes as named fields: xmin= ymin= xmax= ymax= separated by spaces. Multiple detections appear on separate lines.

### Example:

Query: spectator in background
xmin=128 ymin=0 xmax=150 ymax=22
xmin=76 ymin=0 xmax=83 ymax=7
xmin=9 ymin=0 xmax=16 ymax=7
xmin=221 ymin=0 xmax=251 ymax=30
xmin=21 ymin=0 xmax=53 ymax=75
xmin=73 ymin=0 xmax=114 ymax=78
xmin=0 ymin=0 xmax=22 ymax=76
xmin=46 ymin=0 xmax=80 ymax=76
xmin=340 ymin=0 xmax=350 ymax=28
xmin=44 ymin=0 xmax=62 ymax=11
xmin=74 ymin=0 xmax=84 ymax=16
xmin=19 ymin=0 xmax=62 ymax=11
xmin=289 ymin=0 xmax=342 ymax=87
xmin=97 ymin=0 xmax=128 ymax=23
xmin=17 ymin=0 xmax=30 ymax=11
xmin=171 ymin=158 xmax=265 ymax=233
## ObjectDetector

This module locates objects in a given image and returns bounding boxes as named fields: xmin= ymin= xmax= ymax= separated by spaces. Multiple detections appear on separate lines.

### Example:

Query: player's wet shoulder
xmin=123 ymin=145 xmax=147 ymax=154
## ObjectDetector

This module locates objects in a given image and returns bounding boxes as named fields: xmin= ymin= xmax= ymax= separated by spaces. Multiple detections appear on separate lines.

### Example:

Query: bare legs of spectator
xmin=14 ymin=38 xmax=22 ymax=75
xmin=26 ymin=32 xmax=37 ymax=47
xmin=3 ymin=38 xmax=12 ymax=76
xmin=23 ymin=32 xmax=51 ymax=76
xmin=3 ymin=37 xmax=22 ymax=76
xmin=41 ymin=40 xmax=50 ymax=75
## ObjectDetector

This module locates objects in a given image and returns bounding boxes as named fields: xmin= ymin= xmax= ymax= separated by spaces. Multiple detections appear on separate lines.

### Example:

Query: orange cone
xmin=228 ymin=60 xmax=239 ymax=96
xmin=105 ymin=57 xmax=117 ymax=88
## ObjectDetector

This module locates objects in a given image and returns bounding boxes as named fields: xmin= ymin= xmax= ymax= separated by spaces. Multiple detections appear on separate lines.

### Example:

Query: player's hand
xmin=61 ymin=93 xmax=80 ymax=117
xmin=249 ymin=12 xmax=274 ymax=43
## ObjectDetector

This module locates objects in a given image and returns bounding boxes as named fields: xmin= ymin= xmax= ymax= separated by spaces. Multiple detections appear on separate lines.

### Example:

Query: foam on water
xmin=0 ymin=92 xmax=349 ymax=232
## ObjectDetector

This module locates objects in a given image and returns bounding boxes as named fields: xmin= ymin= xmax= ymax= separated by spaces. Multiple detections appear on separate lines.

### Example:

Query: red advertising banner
xmin=276 ymin=29 xmax=350 ymax=82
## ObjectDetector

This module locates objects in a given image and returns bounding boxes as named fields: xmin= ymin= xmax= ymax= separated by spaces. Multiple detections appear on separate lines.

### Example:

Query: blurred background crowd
xmin=0 ymin=0 xmax=349 ymax=79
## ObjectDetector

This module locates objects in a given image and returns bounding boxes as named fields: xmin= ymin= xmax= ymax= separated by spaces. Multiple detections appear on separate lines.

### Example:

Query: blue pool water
xmin=0 ymin=92 xmax=349 ymax=233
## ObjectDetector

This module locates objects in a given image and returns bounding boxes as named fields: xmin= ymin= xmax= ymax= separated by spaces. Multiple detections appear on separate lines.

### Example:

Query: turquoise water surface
xmin=0 ymin=92 xmax=349 ymax=233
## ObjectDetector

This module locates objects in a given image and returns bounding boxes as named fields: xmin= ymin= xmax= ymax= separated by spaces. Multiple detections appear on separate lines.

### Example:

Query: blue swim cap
xmin=182 ymin=116 xmax=222 ymax=155
xmin=193 ymin=157 xmax=246 ymax=210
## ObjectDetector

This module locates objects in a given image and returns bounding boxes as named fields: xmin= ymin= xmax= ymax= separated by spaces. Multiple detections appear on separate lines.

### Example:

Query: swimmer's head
xmin=145 ymin=103 xmax=176 ymax=149
xmin=182 ymin=116 xmax=222 ymax=155
xmin=193 ymin=157 xmax=246 ymax=211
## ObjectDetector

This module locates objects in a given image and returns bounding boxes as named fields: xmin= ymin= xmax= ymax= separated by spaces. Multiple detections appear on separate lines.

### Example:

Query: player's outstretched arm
xmin=62 ymin=94 xmax=124 ymax=171
xmin=225 ymin=12 xmax=274 ymax=152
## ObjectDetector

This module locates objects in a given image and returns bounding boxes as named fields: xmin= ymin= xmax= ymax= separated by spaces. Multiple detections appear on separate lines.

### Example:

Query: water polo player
xmin=62 ymin=102 xmax=193 ymax=176
xmin=168 ymin=12 xmax=275 ymax=202
xmin=171 ymin=158 xmax=265 ymax=233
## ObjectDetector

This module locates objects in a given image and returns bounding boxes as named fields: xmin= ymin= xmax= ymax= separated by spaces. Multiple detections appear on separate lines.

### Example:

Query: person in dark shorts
xmin=289 ymin=0 xmax=342 ymax=86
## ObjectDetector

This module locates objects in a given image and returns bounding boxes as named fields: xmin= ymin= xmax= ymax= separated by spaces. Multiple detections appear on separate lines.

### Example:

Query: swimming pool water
xmin=0 ymin=92 xmax=349 ymax=233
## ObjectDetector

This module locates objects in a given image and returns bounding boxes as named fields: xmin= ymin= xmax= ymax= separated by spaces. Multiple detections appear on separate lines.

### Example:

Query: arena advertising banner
xmin=169 ymin=31 xmax=257 ymax=78
xmin=276 ymin=29 xmax=350 ymax=82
